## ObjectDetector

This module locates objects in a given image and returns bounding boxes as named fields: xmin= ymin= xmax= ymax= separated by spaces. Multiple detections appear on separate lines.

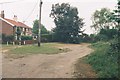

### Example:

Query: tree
xmin=50 ymin=3 xmax=84 ymax=43
xmin=110 ymin=0 xmax=120 ymax=52
xmin=32 ymin=20 xmax=48 ymax=35
xmin=16 ymin=27 xmax=21 ymax=40
xmin=91 ymin=8 xmax=116 ymax=32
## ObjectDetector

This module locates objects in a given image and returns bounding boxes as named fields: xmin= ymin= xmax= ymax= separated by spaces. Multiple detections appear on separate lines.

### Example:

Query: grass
xmin=2 ymin=44 xmax=17 ymax=50
xmin=84 ymin=41 xmax=119 ymax=78
xmin=6 ymin=43 xmax=70 ymax=55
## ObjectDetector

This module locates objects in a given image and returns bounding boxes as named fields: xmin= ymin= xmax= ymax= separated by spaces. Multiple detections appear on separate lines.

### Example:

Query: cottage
xmin=0 ymin=10 xmax=32 ymax=40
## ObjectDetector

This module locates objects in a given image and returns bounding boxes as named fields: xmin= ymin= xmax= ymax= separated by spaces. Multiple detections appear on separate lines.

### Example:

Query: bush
xmin=2 ymin=34 xmax=14 ymax=43
xmin=81 ymin=34 xmax=93 ymax=43
xmin=99 ymin=28 xmax=117 ymax=40
xmin=90 ymin=28 xmax=118 ymax=42
xmin=95 ymin=34 xmax=109 ymax=41
xmin=41 ymin=34 xmax=53 ymax=42
xmin=85 ymin=42 xmax=119 ymax=78
xmin=21 ymin=36 xmax=33 ymax=40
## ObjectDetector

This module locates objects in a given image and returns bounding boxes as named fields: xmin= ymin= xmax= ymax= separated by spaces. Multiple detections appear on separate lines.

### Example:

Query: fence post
xmin=7 ymin=41 xmax=8 ymax=46
xmin=19 ymin=41 xmax=21 ymax=45
xmin=24 ymin=41 xmax=26 ymax=45
xmin=13 ymin=42 xmax=15 ymax=45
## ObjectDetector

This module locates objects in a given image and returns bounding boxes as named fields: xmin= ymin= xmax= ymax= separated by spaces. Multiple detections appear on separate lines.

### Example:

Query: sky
xmin=0 ymin=0 xmax=117 ymax=34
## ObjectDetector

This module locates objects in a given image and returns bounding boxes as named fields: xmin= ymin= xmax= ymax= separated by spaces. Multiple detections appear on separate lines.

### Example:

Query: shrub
xmin=21 ymin=36 xmax=33 ymax=40
xmin=85 ymin=42 xmax=119 ymax=78
xmin=99 ymin=28 xmax=117 ymax=40
xmin=95 ymin=34 xmax=109 ymax=41
xmin=2 ymin=34 xmax=14 ymax=43
xmin=41 ymin=34 xmax=53 ymax=42
xmin=90 ymin=28 xmax=118 ymax=42
xmin=81 ymin=34 xmax=93 ymax=43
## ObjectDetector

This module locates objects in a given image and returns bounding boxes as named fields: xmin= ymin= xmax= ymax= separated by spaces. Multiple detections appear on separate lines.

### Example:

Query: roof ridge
xmin=2 ymin=18 xmax=32 ymax=29
xmin=0 ymin=17 xmax=14 ymax=26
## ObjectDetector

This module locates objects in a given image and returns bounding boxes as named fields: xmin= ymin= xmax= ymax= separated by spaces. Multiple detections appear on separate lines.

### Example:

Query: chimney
xmin=0 ymin=10 xmax=5 ymax=18
xmin=13 ymin=15 xmax=18 ymax=22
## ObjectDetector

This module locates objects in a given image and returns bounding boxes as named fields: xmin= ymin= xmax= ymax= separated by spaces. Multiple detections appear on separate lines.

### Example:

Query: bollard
xmin=19 ymin=42 xmax=21 ymax=45
xmin=7 ymin=41 xmax=8 ymax=45
xmin=24 ymin=41 xmax=26 ymax=45
xmin=13 ymin=42 xmax=15 ymax=45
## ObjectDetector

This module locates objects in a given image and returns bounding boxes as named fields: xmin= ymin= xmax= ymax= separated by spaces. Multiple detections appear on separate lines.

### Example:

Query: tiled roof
xmin=4 ymin=18 xmax=32 ymax=29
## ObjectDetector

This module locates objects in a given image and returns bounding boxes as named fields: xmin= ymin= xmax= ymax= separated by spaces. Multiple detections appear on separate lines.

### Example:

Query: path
xmin=2 ymin=43 xmax=93 ymax=78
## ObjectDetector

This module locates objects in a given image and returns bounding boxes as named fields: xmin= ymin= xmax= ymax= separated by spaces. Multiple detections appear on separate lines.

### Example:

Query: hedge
xmin=2 ymin=34 xmax=14 ymax=43
xmin=21 ymin=36 xmax=33 ymax=40
xmin=41 ymin=34 xmax=53 ymax=42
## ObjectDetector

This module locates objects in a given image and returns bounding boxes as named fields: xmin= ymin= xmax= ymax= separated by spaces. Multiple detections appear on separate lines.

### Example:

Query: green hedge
xmin=21 ymin=36 xmax=33 ymax=40
xmin=41 ymin=34 xmax=53 ymax=42
xmin=85 ymin=42 xmax=119 ymax=78
xmin=2 ymin=34 xmax=14 ymax=43
xmin=2 ymin=34 xmax=33 ymax=43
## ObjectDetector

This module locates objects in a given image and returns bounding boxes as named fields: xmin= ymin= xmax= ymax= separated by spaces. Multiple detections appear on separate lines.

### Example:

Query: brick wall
xmin=1 ymin=20 xmax=14 ymax=35
xmin=0 ymin=19 xmax=2 ymax=34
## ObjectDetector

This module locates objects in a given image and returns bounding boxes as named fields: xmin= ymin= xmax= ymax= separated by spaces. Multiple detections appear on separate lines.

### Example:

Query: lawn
xmin=83 ymin=41 xmax=119 ymax=78
xmin=5 ymin=43 xmax=70 ymax=55
xmin=2 ymin=44 xmax=18 ymax=50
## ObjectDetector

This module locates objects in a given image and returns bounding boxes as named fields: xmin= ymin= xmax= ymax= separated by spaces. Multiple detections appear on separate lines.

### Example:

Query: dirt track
xmin=2 ymin=43 xmax=93 ymax=78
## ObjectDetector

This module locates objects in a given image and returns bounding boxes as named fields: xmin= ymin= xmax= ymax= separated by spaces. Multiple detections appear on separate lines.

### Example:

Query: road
xmin=2 ymin=43 xmax=93 ymax=78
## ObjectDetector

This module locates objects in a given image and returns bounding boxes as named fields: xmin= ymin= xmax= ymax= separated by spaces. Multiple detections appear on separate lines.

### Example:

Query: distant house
xmin=0 ymin=10 xmax=32 ymax=40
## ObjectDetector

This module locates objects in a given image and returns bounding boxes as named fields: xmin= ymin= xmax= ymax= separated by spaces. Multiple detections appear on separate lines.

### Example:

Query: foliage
xmin=21 ymin=36 xmax=33 ymax=40
xmin=50 ymin=3 xmax=84 ymax=43
xmin=86 ymin=1 xmax=119 ymax=78
xmin=109 ymin=1 xmax=120 ymax=77
xmin=16 ymin=27 xmax=21 ymax=40
xmin=41 ymin=34 xmax=53 ymax=42
xmin=32 ymin=20 xmax=49 ymax=35
xmin=109 ymin=1 xmax=120 ymax=67
xmin=84 ymin=42 xmax=119 ymax=78
xmin=79 ymin=33 xmax=93 ymax=43
xmin=2 ymin=34 xmax=14 ymax=43
xmin=91 ymin=8 xmax=116 ymax=32
xmin=90 ymin=28 xmax=118 ymax=42
xmin=99 ymin=28 xmax=117 ymax=39
xmin=95 ymin=34 xmax=108 ymax=41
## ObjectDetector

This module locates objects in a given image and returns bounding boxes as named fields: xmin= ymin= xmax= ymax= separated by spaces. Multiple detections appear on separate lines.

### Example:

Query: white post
xmin=24 ymin=41 xmax=26 ymax=45
xmin=13 ymin=42 xmax=15 ymax=45
xmin=7 ymin=41 xmax=8 ymax=46
xmin=19 ymin=41 xmax=21 ymax=45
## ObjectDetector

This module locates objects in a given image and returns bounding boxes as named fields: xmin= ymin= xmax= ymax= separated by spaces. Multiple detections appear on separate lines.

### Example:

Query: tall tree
xmin=91 ymin=8 xmax=116 ymax=32
xmin=50 ymin=3 xmax=84 ymax=43
xmin=32 ymin=20 xmax=48 ymax=35
xmin=111 ymin=0 xmax=120 ymax=51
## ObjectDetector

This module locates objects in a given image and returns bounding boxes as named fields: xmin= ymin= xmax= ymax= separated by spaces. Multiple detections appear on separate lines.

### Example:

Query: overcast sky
xmin=0 ymin=0 xmax=117 ymax=34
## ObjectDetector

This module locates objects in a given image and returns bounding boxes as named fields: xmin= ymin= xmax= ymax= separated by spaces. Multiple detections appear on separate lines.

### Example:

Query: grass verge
xmin=2 ymin=44 xmax=18 ymax=50
xmin=5 ymin=43 xmax=70 ymax=55
xmin=73 ymin=59 xmax=97 ymax=78
xmin=84 ymin=41 xmax=118 ymax=78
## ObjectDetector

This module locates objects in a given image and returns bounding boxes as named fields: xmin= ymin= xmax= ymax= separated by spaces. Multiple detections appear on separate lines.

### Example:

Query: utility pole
xmin=38 ymin=0 xmax=43 ymax=47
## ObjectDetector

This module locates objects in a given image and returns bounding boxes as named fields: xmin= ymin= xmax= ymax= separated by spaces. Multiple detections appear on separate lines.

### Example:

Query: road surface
xmin=2 ymin=43 xmax=93 ymax=78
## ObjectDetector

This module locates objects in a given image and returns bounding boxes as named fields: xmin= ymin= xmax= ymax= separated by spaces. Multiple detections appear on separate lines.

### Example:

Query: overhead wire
xmin=0 ymin=0 xmax=25 ymax=4
xmin=23 ymin=0 xmax=39 ymax=23
xmin=0 ymin=0 xmax=25 ymax=16
xmin=0 ymin=0 xmax=39 ymax=24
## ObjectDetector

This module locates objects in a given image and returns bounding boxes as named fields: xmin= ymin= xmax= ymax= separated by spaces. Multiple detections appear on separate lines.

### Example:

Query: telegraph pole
xmin=38 ymin=0 xmax=43 ymax=47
